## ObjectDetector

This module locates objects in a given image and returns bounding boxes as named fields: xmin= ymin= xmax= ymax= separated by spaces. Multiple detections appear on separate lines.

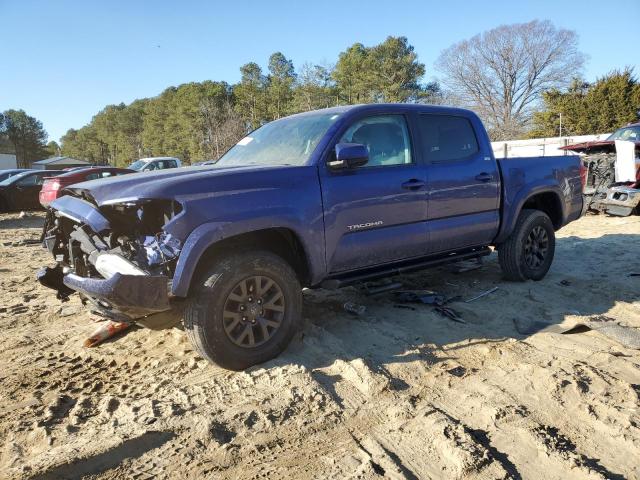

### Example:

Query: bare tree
xmin=200 ymin=99 xmax=246 ymax=160
xmin=436 ymin=20 xmax=585 ymax=140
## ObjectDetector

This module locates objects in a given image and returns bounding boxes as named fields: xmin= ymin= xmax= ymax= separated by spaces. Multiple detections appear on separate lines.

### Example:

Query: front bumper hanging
xmin=37 ymin=265 xmax=172 ymax=322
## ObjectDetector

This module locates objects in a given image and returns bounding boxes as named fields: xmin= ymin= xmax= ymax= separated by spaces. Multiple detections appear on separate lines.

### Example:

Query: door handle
xmin=475 ymin=173 xmax=493 ymax=182
xmin=401 ymin=179 xmax=426 ymax=190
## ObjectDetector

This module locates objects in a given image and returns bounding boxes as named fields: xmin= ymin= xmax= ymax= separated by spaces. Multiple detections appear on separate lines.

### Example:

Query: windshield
xmin=0 ymin=171 xmax=30 ymax=186
xmin=216 ymin=111 xmax=341 ymax=167
xmin=607 ymin=126 xmax=640 ymax=141
xmin=128 ymin=160 xmax=147 ymax=170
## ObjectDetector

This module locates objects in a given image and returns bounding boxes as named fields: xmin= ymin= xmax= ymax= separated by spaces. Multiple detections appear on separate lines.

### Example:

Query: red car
xmin=39 ymin=167 xmax=134 ymax=207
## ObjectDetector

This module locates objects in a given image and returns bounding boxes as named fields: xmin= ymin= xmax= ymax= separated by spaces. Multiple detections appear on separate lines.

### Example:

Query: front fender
xmin=171 ymin=218 xmax=325 ymax=297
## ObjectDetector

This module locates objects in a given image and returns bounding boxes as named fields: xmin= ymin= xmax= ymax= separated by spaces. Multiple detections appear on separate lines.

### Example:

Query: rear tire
xmin=498 ymin=209 xmax=555 ymax=281
xmin=184 ymin=250 xmax=302 ymax=370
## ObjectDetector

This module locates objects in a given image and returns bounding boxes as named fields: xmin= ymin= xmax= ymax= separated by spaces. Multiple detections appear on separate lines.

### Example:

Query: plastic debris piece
xmin=343 ymin=302 xmax=366 ymax=316
xmin=365 ymin=282 xmax=404 ymax=296
xmin=513 ymin=317 xmax=640 ymax=349
xmin=84 ymin=321 xmax=131 ymax=347
xmin=435 ymin=306 xmax=466 ymax=324
xmin=465 ymin=287 xmax=499 ymax=303
xmin=447 ymin=366 xmax=467 ymax=377
xmin=394 ymin=290 xmax=446 ymax=306
xmin=393 ymin=304 xmax=417 ymax=311
xmin=451 ymin=258 xmax=483 ymax=273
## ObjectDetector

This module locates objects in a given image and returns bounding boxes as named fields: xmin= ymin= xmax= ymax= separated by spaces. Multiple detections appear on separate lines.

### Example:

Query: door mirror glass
xmin=330 ymin=143 xmax=369 ymax=169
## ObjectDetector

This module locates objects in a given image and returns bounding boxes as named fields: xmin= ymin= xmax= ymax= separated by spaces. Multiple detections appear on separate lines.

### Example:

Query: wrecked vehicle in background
xmin=561 ymin=122 xmax=640 ymax=216
xmin=38 ymin=104 xmax=583 ymax=370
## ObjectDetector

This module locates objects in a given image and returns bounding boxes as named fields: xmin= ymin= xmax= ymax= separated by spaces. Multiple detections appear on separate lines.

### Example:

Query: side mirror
xmin=330 ymin=143 xmax=369 ymax=169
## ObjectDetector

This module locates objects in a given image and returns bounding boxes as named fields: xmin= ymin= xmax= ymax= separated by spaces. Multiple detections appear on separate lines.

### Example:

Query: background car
xmin=0 ymin=170 xmax=63 ymax=212
xmin=39 ymin=166 xmax=134 ymax=207
xmin=0 ymin=169 xmax=30 ymax=183
xmin=561 ymin=121 xmax=640 ymax=154
xmin=127 ymin=157 xmax=181 ymax=172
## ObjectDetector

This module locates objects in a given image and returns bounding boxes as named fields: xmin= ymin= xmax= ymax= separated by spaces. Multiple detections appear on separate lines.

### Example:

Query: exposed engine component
xmin=142 ymin=233 xmax=182 ymax=268
xmin=581 ymin=152 xmax=640 ymax=216
xmin=40 ymin=195 xmax=184 ymax=320
xmin=582 ymin=153 xmax=616 ymax=212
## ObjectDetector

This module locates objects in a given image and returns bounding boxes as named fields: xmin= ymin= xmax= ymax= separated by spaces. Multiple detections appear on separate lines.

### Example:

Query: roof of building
xmin=32 ymin=156 xmax=91 ymax=166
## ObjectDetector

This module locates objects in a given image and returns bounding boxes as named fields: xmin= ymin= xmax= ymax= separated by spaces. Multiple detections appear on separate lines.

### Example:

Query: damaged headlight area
xmin=44 ymin=197 xmax=183 ymax=276
xmin=39 ymin=195 xmax=184 ymax=322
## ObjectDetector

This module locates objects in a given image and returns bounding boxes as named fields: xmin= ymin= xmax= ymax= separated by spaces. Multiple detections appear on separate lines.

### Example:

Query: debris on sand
xmin=450 ymin=257 xmax=484 ymax=273
xmin=513 ymin=316 xmax=640 ymax=349
xmin=84 ymin=321 xmax=131 ymax=347
xmin=465 ymin=287 xmax=499 ymax=303
xmin=393 ymin=290 xmax=466 ymax=324
xmin=435 ymin=306 xmax=466 ymax=324
xmin=394 ymin=290 xmax=446 ymax=306
xmin=364 ymin=282 xmax=403 ymax=296
xmin=343 ymin=302 xmax=366 ymax=316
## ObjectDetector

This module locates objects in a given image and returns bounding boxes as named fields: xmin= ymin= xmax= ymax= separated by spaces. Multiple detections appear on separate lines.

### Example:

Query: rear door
xmin=417 ymin=113 xmax=500 ymax=253
xmin=319 ymin=113 xmax=429 ymax=272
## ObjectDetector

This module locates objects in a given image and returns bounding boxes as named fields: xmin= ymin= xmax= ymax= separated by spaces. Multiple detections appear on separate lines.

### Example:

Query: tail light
xmin=579 ymin=163 xmax=587 ymax=189
xmin=48 ymin=180 xmax=62 ymax=191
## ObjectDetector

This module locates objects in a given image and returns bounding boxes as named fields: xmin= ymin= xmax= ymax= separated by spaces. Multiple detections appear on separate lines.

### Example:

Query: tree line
xmin=3 ymin=21 xmax=639 ymax=168
xmin=529 ymin=69 xmax=640 ymax=138
xmin=59 ymin=36 xmax=442 ymax=167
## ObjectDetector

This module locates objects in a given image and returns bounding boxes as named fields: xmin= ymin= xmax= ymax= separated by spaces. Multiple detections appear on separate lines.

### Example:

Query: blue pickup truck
xmin=38 ymin=104 xmax=583 ymax=369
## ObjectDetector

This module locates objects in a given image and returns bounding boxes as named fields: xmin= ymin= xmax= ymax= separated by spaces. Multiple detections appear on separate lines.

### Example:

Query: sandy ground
xmin=0 ymin=212 xmax=638 ymax=480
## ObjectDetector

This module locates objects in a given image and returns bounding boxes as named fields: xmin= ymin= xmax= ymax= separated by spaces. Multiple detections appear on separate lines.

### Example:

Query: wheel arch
xmin=521 ymin=191 xmax=563 ymax=229
xmin=495 ymin=186 xmax=565 ymax=244
xmin=172 ymin=223 xmax=316 ymax=297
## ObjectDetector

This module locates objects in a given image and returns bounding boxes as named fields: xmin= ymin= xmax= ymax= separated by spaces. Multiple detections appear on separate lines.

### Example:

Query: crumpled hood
xmin=65 ymin=164 xmax=294 ymax=206
xmin=560 ymin=139 xmax=640 ymax=153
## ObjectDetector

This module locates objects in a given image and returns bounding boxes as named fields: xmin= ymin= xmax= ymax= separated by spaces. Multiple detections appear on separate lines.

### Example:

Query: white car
xmin=128 ymin=157 xmax=181 ymax=172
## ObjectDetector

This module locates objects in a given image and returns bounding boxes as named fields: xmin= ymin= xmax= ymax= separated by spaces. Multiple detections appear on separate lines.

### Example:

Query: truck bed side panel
xmin=495 ymin=155 xmax=582 ymax=243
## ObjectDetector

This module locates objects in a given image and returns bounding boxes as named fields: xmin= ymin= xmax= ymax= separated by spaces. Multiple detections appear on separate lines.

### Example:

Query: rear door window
xmin=418 ymin=114 xmax=479 ymax=162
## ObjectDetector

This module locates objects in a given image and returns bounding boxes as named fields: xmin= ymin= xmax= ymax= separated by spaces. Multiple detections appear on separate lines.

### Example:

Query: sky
xmin=2 ymin=0 xmax=639 ymax=143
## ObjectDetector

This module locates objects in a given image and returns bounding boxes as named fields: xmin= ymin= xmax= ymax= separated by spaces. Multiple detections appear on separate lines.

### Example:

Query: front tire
xmin=184 ymin=250 xmax=302 ymax=370
xmin=498 ymin=209 xmax=556 ymax=281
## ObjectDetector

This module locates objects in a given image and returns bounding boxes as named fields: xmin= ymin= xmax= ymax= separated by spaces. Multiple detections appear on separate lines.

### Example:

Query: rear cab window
xmin=418 ymin=114 xmax=479 ymax=162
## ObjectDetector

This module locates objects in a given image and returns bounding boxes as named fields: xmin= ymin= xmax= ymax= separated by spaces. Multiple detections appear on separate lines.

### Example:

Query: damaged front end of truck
xmin=38 ymin=192 xmax=185 ymax=326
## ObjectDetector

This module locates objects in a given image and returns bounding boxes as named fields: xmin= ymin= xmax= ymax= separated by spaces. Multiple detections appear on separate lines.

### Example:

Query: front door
xmin=416 ymin=113 xmax=500 ymax=253
xmin=319 ymin=114 xmax=428 ymax=273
